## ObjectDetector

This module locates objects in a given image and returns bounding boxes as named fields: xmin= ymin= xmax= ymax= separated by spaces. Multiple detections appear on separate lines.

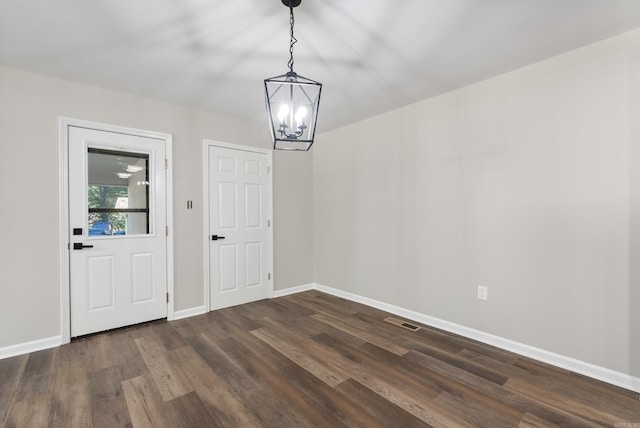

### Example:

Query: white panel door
xmin=209 ymin=146 xmax=270 ymax=310
xmin=69 ymin=126 xmax=167 ymax=337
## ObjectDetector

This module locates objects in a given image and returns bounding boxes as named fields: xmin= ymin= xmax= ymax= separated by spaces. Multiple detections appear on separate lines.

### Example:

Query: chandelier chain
xmin=288 ymin=6 xmax=297 ymax=72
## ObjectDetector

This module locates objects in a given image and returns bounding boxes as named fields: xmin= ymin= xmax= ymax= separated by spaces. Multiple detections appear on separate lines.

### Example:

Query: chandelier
xmin=264 ymin=0 xmax=322 ymax=151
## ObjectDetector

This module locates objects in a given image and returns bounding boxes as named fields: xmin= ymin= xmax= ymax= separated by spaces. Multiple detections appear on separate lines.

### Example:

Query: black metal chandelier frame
xmin=264 ymin=0 xmax=322 ymax=151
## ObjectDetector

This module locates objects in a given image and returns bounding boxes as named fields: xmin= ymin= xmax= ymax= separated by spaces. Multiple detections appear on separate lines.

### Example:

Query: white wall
xmin=314 ymin=29 xmax=640 ymax=377
xmin=0 ymin=66 xmax=313 ymax=348
xmin=273 ymin=151 xmax=314 ymax=289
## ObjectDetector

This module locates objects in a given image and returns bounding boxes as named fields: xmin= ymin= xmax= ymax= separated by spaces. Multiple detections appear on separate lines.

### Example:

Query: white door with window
xmin=69 ymin=126 xmax=168 ymax=337
xmin=208 ymin=144 xmax=271 ymax=310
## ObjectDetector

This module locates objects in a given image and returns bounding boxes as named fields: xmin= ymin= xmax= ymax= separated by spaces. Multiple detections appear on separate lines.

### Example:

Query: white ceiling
xmin=2 ymin=0 xmax=640 ymax=132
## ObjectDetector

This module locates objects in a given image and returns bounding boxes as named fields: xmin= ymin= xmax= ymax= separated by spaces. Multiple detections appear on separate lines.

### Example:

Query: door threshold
xmin=71 ymin=317 xmax=167 ymax=341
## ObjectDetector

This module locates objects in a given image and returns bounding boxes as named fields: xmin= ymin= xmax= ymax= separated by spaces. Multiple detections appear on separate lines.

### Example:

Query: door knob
xmin=211 ymin=235 xmax=226 ymax=241
xmin=73 ymin=243 xmax=94 ymax=250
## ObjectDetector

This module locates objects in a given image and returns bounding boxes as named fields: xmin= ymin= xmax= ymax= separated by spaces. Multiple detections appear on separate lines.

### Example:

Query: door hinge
xmin=267 ymin=166 xmax=271 ymax=175
xmin=166 ymin=226 xmax=169 ymax=236
xmin=166 ymin=292 xmax=169 ymax=303
xmin=268 ymin=220 xmax=271 ymax=228
xmin=165 ymin=159 xmax=169 ymax=169
xmin=268 ymin=272 xmax=271 ymax=280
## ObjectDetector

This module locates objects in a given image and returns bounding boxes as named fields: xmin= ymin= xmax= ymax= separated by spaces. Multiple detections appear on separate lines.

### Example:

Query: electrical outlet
xmin=477 ymin=285 xmax=488 ymax=301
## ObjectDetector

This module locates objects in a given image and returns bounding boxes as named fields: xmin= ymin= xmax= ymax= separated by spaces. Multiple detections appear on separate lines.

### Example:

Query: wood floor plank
xmin=152 ymin=321 xmax=188 ymax=351
xmin=48 ymin=341 xmax=92 ymax=428
xmin=215 ymin=325 xmax=292 ymax=371
xmin=123 ymin=321 xmax=161 ymax=341
xmin=267 ymin=307 xmax=370 ymax=347
xmin=82 ymin=333 xmax=115 ymax=373
xmin=284 ymin=291 xmax=362 ymax=319
xmin=518 ymin=412 xmax=560 ymax=428
xmin=199 ymin=310 xmax=289 ymax=372
xmin=184 ymin=333 xmax=259 ymax=396
xmin=169 ymin=345 xmax=265 ymax=428
xmin=227 ymin=298 xmax=290 ymax=321
xmin=335 ymin=378 xmax=434 ymax=428
xmin=312 ymin=333 xmax=471 ymax=427
xmin=217 ymin=335 xmax=349 ymax=428
xmin=164 ymin=391 xmax=220 ymax=428
xmin=185 ymin=333 xmax=317 ymax=427
xmin=4 ymin=393 xmax=51 ymax=428
xmin=176 ymin=313 xmax=213 ymax=338
xmin=109 ymin=330 xmax=150 ymax=382
xmin=262 ymin=293 xmax=318 ymax=318
xmin=510 ymin=357 xmax=640 ymax=420
xmin=219 ymin=305 xmax=264 ymax=331
xmin=312 ymin=312 xmax=411 ymax=356
xmin=265 ymin=358 xmax=390 ymax=428
xmin=135 ymin=336 xmax=193 ymax=401
xmin=0 ymin=354 xmax=27 ymax=425
xmin=307 ymin=290 xmax=379 ymax=315
xmin=414 ymin=325 xmax=519 ymax=366
xmin=14 ymin=347 xmax=57 ymax=401
xmin=433 ymin=390 xmax=524 ymax=428
xmin=352 ymin=311 xmax=466 ymax=355
xmin=121 ymin=373 xmax=167 ymax=428
xmin=194 ymin=311 xmax=238 ymax=342
xmin=457 ymin=348 xmax=521 ymax=375
xmin=360 ymin=341 xmax=526 ymax=426
xmin=505 ymin=377 xmax=634 ymax=426
xmin=170 ymin=318 xmax=202 ymax=339
xmin=412 ymin=340 xmax=509 ymax=385
xmin=87 ymin=366 xmax=132 ymax=428
xmin=251 ymin=318 xmax=351 ymax=387
xmin=405 ymin=350 xmax=605 ymax=427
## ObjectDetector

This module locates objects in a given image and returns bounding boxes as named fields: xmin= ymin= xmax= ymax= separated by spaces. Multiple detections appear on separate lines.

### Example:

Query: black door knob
xmin=211 ymin=235 xmax=226 ymax=241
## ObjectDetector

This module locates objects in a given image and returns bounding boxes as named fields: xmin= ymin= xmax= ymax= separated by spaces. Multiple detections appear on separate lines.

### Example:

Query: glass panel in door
xmin=87 ymin=148 xmax=150 ymax=236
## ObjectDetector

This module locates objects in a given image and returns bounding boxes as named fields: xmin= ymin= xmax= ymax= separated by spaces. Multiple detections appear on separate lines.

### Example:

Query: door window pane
xmin=87 ymin=148 xmax=150 ymax=236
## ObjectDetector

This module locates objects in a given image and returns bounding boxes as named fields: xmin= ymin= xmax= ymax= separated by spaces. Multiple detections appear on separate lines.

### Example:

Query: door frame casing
xmin=202 ymin=139 xmax=274 ymax=312
xmin=59 ymin=117 xmax=174 ymax=344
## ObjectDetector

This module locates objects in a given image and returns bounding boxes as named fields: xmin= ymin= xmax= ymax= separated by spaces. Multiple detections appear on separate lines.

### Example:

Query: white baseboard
xmin=173 ymin=305 xmax=207 ymax=320
xmin=0 ymin=335 xmax=62 ymax=360
xmin=311 ymin=283 xmax=640 ymax=394
xmin=273 ymin=283 xmax=314 ymax=298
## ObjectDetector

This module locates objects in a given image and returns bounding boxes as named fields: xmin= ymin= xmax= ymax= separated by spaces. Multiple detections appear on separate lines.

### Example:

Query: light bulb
xmin=126 ymin=165 xmax=144 ymax=173
xmin=277 ymin=105 xmax=289 ymax=123
xmin=295 ymin=107 xmax=307 ymax=129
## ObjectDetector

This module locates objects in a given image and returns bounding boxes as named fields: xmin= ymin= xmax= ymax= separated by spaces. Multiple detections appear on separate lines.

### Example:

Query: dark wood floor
xmin=1 ymin=291 xmax=638 ymax=427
